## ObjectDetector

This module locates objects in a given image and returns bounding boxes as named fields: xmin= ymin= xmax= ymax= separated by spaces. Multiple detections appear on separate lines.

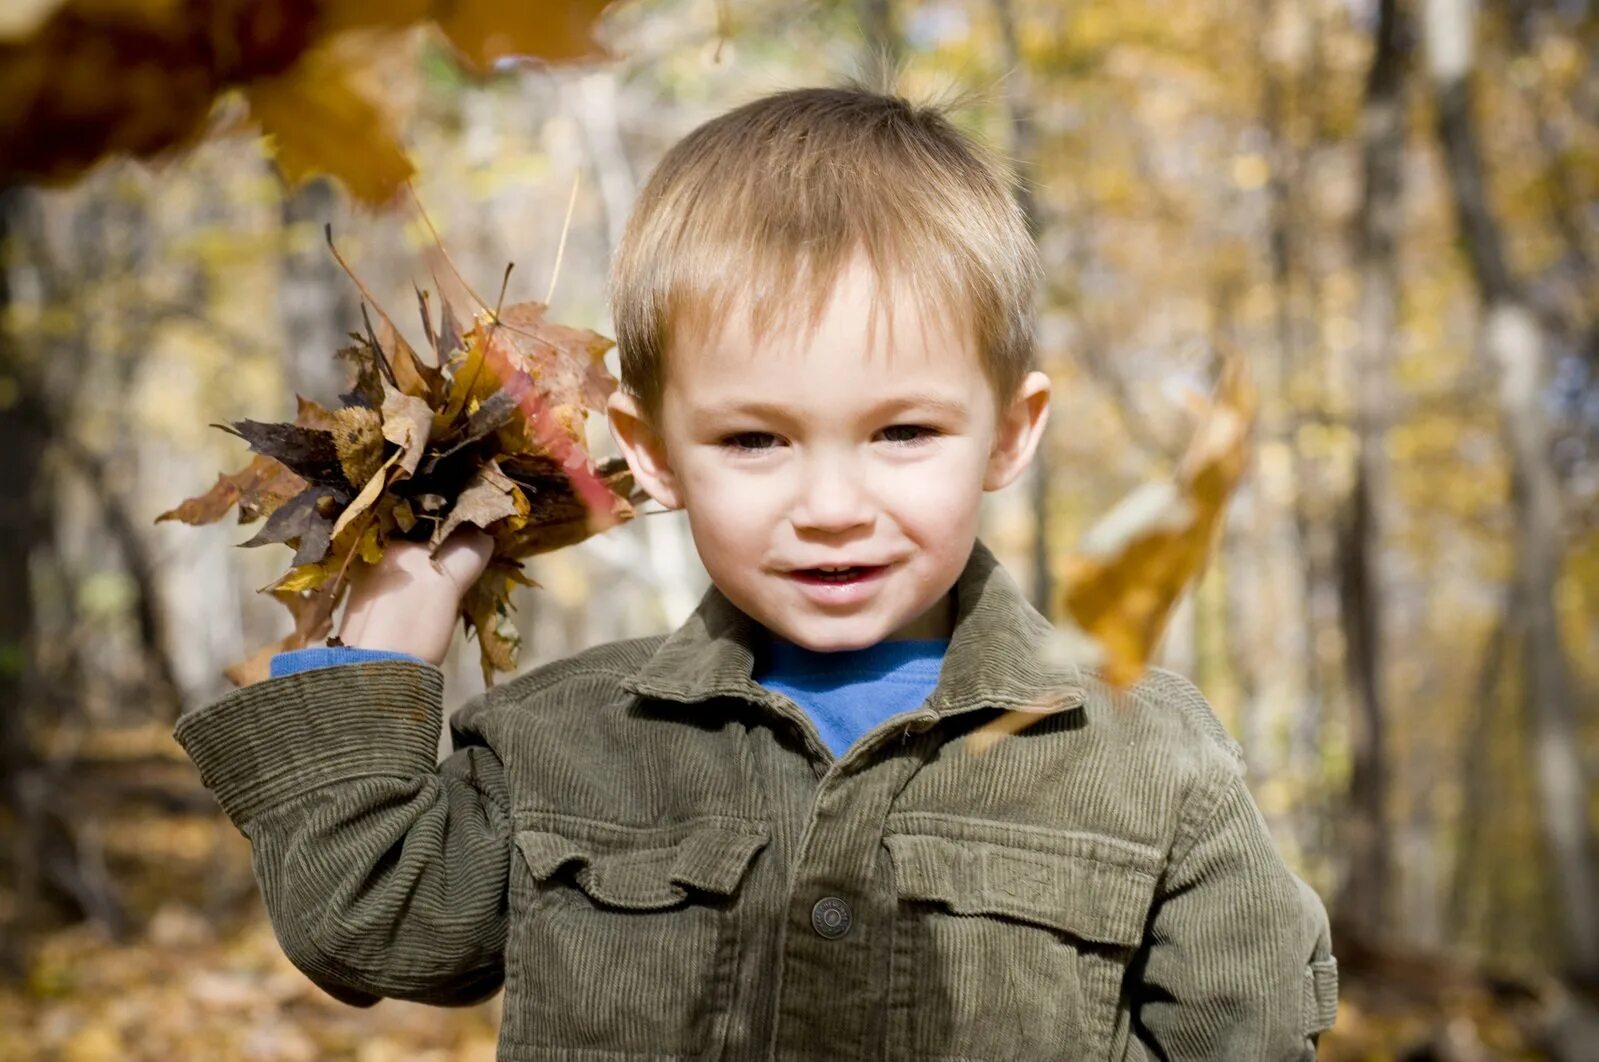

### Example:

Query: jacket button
xmin=811 ymin=896 xmax=853 ymax=939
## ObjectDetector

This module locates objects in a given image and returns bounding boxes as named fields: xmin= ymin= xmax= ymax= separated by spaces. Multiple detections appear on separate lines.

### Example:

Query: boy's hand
xmin=336 ymin=527 xmax=496 ymax=666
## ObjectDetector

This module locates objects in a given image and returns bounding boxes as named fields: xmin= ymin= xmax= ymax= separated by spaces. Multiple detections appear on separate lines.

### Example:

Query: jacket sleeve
xmin=173 ymin=659 xmax=511 ymax=1007
xmin=1130 ymin=762 xmax=1339 ymax=1059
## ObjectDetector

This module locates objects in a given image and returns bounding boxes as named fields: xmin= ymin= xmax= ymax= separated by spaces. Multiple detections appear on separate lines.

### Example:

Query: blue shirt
xmin=752 ymin=635 xmax=947 ymax=756
xmin=272 ymin=635 xmax=948 ymax=758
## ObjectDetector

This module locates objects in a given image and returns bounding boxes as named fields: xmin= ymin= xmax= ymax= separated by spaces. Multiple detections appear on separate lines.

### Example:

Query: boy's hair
xmin=608 ymin=83 xmax=1041 ymax=423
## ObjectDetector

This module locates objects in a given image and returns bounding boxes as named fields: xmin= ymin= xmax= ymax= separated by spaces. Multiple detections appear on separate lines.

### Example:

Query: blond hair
xmin=608 ymin=83 xmax=1040 ymax=422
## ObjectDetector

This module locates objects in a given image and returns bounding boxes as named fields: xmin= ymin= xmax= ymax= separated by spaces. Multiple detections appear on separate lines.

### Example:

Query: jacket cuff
xmin=173 ymin=660 xmax=445 ymax=826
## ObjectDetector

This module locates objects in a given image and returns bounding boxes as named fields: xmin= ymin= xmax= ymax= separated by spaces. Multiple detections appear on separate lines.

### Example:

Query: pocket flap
xmin=884 ymin=832 xmax=1155 ymax=947
xmin=1302 ymin=957 xmax=1338 ymax=1036
xmin=516 ymin=821 xmax=768 ymax=911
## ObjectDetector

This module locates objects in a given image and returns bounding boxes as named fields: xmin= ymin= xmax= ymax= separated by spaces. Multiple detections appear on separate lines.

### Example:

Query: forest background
xmin=1 ymin=0 xmax=1597 ymax=1058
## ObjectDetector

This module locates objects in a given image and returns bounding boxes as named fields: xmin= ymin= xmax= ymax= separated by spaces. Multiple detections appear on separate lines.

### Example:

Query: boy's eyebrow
xmin=705 ymin=393 xmax=971 ymax=420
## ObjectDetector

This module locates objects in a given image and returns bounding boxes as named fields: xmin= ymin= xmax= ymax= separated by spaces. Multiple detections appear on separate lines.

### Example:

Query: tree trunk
xmin=0 ymin=188 xmax=126 ymax=970
xmin=278 ymin=175 xmax=356 ymax=405
xmin=1336 ymin=0 xmax=1407 ymax=944
xmin=992 ymin=0 xmax=1056 ymax=616
xmin=1426 ymin=0 xmax=1599 ymax=983
xmin=1251 ymin=0 xmax=1318 ymax=843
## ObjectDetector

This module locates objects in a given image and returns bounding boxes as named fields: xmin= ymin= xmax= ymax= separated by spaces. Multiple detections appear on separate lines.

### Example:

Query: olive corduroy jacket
xmin=174 ymin=538 xmax=1338 ymax=1060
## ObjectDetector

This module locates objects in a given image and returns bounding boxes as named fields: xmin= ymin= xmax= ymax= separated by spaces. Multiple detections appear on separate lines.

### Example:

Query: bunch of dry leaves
xmin=157 ymin=229 xmax=645 ymax=687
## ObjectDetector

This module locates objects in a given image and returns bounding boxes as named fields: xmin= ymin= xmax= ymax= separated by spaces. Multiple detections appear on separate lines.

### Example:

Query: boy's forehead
xmin=667 ymin=266 xmax=983 ymax=405
xmin=668 ymin=312 xmax=984 ymax=421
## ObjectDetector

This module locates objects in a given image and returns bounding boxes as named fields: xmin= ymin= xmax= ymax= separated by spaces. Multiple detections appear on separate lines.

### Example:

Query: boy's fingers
xmin=435 ymin=527 xmax=496 ymax=590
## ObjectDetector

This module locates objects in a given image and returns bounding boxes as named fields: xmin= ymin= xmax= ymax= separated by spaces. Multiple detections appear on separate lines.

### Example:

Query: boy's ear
xmin=607 ymin=390 xmax=685 ymax=510
xmin=983 ymin=370 xmax=1052 ymax=492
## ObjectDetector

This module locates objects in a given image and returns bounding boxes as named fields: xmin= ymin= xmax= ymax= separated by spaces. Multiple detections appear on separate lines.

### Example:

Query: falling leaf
xmin=969 ymin=355 xmax=1257 ymax=750
xmin=244 ymin=40 xmax=415 ymax=206
xmin=1062 ymin=355 xmax=1255 ymax=687
xmin=433 ymin=0 xmax=618 ymax=72
xmin=0 ymin=0 xmax=620 ymax=201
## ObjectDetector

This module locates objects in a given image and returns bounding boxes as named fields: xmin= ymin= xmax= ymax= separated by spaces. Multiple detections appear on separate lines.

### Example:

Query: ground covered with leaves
xmin=0 ymin=724 xmax=500 ymax=1061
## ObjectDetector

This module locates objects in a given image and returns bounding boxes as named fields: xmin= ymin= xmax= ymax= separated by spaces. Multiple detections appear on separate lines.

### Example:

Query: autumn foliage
xmin=156 ymin=233 xmax=644 ymax=686
xmin=0 ymin=0 xmax=617 ymax=204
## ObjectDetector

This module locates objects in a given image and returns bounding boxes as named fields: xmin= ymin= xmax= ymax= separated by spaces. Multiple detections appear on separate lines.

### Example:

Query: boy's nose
xmin=789 ymin=457 xmax=874 ymax=533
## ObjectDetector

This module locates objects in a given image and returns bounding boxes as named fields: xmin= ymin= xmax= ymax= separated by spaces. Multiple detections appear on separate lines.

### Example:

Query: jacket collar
xmin=620 ymin=538 xmax=1086 ymax=718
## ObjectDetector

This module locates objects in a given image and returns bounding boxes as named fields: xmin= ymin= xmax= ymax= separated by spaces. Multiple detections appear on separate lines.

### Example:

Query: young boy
xmin=175 ymin=85 xmax=1338 ymax=1059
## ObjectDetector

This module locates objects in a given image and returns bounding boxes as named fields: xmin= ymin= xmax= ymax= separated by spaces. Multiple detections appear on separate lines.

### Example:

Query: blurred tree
xmin=276 ymin=176 xmax=358 ymax=404
xmin=1426 ymin=0 xmax=1599 ymax=983
xmin=1336 ymin=0 xmax=1407 ymax=945
xmin=991 ymin=0 xmax=1055 ymax=616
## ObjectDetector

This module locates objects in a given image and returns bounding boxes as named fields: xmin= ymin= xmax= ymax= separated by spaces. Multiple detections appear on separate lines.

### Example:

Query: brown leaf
xmin=216 ymin=419 xmax=351 ymax=491
xmin=330 ymin=404 xmax=386 ymax=488
xmin=0 ymin=0 xmax=615 ymax=198
xmin=376 ymin=314 xmax=444 ymax=401
xmin=162 ymin=259 xmax=641 ymax=683
xmin=239 ymin=484 xmax=342 ymax=566
xmin=154 ymin=453 xmax=304 ymax=526
xmin=244 ymin=40 xmax=415 ymax=206
xmin=460 ymin=562 xmax=523 ymax=687
xmin=433 ymin=0 xmax=616 ymax=72
xmin=968 ymin=356 xmax=1257 ymax=752
xmin=430 ymin=459 xmax=526 ymax=548
xmin=379 ymin=379 xmax=433 ymax=479
xmin=330 ymin=448 xmax=402 ymax=543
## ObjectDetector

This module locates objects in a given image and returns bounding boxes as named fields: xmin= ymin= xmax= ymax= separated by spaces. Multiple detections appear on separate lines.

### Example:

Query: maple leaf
xmin=159 ymin=235 xmax=647 ymax=687
xmin=244 ymin=38 xmax=416 ymax=207
xmin=967 ymin=355 xmax=1258 ymax=752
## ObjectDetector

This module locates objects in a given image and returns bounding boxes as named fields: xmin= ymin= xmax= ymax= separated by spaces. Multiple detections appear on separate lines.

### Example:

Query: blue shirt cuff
xmin=270 ymin=646 xmax=430 ymax=678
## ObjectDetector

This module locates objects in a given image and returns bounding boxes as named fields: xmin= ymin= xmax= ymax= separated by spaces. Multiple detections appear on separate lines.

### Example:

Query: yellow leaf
xmin=331 ymin=448 xmax=402 ymax=542
xmin=358 ymin=521 xmax=384 ymax=564
xmin=1062 ymin=356 xmax=1256 ymax=687
xmin=263 ymin=562 xmax=333 ymax=594
xmin=434 ymin=0 xmax=616 ymax=72
xmin=244 ymin=41 xmax=414 ymax=205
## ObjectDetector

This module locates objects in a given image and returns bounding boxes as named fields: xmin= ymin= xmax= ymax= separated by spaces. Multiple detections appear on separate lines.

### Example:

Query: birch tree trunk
xmin=1425 ymin=0 xmax=1599 ymax=982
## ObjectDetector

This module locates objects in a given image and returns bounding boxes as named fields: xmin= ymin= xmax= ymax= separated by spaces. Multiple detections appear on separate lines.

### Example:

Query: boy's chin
xmin=765 ymin=618 xmax=891 ymax=653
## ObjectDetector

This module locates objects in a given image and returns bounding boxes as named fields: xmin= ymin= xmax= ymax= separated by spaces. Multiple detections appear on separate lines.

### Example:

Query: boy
xmin=175 ymin=85 xmax=1338 ymax=1059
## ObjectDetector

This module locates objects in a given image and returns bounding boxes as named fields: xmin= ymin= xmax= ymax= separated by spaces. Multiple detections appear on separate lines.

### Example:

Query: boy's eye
xmin=720 ymin=431 xmax=782 ymax=452
xmin=880 ymin=424 xmax=939 ymax=446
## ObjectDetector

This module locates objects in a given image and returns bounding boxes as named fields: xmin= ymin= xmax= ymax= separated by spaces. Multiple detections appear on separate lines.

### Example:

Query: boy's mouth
xmin=783 ymin=559 xmax=895 ymax=601
xmin=794 ymin=565 xmax=876 ymax=583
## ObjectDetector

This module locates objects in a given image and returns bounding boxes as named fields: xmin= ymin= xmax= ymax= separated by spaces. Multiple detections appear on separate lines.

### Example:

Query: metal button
xmin=811 ymin=896 xmax=853 ymax=939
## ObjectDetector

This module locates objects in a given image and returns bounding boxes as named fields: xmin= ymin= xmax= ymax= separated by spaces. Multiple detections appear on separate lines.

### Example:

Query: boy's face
xmin=608 ymin=254 xmax=1051 ymax=652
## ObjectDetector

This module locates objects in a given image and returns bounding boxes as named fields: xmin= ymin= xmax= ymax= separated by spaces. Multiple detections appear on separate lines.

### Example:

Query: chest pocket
xmin=504 ymin=815 xmax=768 ymax=1060
xmin=884 ymin=826 xmax=1159 ymax=1061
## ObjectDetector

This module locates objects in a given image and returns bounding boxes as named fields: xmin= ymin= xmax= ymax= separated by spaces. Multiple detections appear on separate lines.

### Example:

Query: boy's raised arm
xmin=173 ymin=530 xmax=511 ymax=1006
xmin=175 ymin=659 xmax=511 ymax=1007
xmin=1130 ymin=761 xmax=1339 ymax=1059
